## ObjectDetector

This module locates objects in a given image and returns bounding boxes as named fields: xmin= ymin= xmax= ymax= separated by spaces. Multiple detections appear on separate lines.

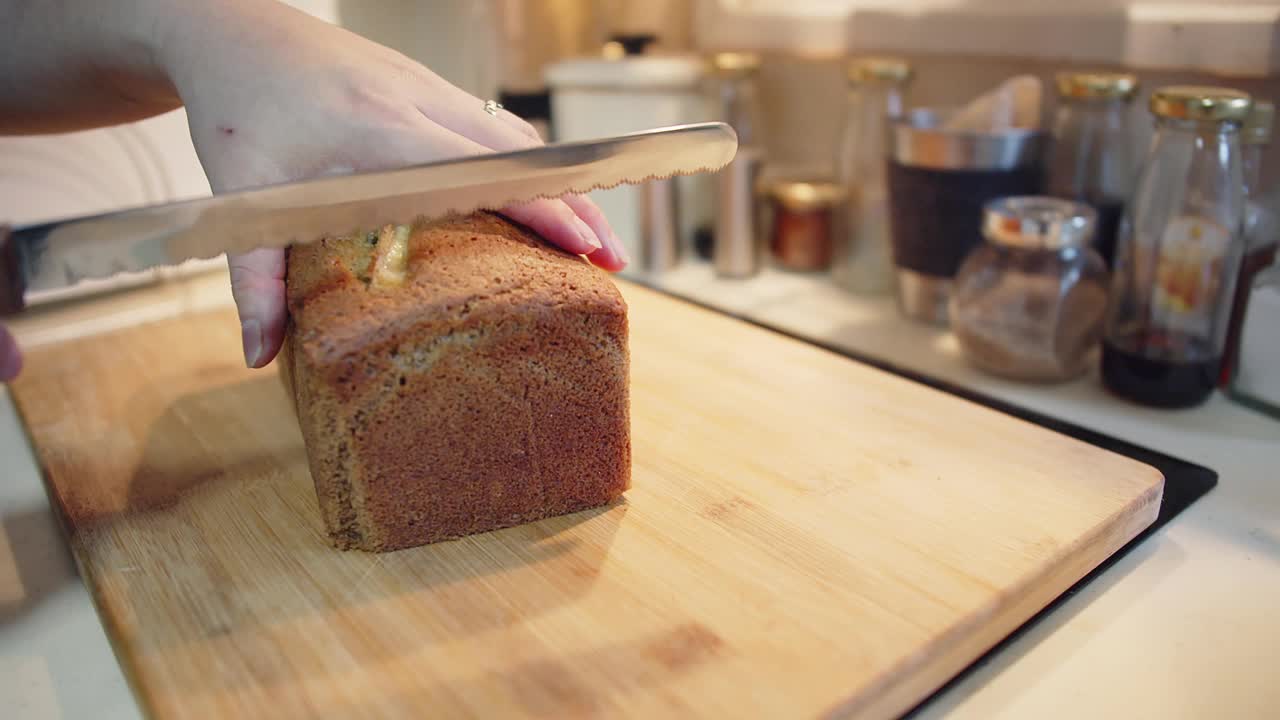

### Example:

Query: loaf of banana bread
xmin=279 ymin=212 xmax=630 ymax=551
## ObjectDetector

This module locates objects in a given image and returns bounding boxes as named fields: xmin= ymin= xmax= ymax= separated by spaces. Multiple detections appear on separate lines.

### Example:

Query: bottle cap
xmin=765 ymin=180 xmax=848 ymax=211
xmin=1149 ymin=86 xmax=1252 ymax=123
xmin=1243 ymin=100 xmax=1275 ymax=145
xmin=1054 ymin=72 xmax=1138 ymax=100
xmin=982 ymin=196 xmax=1097 ymax=250
xmin=847 ymin=57 xmax=912 ymax=85
xmin=709 ymin=52 xmax=762 ymax=76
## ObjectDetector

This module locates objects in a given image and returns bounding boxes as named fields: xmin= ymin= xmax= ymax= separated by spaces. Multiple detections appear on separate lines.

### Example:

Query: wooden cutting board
xmin=9 ymin=281 xmax=1162 ymax=719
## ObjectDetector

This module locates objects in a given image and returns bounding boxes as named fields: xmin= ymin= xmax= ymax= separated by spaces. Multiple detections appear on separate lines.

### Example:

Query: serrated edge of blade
xmin=63 ymin=163 xmax=730 ymax=279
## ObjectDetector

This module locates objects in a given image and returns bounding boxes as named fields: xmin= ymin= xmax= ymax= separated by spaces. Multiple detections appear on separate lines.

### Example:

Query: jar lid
xmin=765 ymin=180 xmax=848 ymax=211
xmin=847 ymin=57 xmax=912 ymax=85
xmin=1149 ymin=86 xmax=1252 ymax=123
xmin=1243 ymin=100 xmax=1275 ymax=145
xmin=982 ymin=196 xmax=1097 ymax=250
xmin=709 ymin=52 xmax=762 ymax=77
xmin=1054 ymin=72 xmax=1138 ymax=100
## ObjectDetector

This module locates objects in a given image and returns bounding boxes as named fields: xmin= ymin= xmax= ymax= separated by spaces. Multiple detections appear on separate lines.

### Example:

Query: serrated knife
xmin=0 ymin=122 xmax=737 ymax=315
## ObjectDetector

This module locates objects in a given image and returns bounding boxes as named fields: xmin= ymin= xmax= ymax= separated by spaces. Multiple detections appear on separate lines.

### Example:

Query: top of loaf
xmin=286 ymin=212 xmax=625 ymax=374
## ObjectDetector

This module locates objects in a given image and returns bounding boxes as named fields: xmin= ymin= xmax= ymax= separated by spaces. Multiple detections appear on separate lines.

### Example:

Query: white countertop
xmin=2 ymin=263 xmax=1278 ymax=718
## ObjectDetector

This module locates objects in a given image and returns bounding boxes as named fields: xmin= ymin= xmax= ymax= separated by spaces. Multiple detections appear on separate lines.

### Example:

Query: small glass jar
xmin=1046 ymin=72 xmax=1140 ymax=268
xmin=764 ymin=180 xmax=848 ymax=272
xmin=950 ymin=197 xmax=1108 ymax=382
xmin=833 ymin=56 xmax=912 ymax=295
xmin=1101 ymin=86 xmax=1253 ymax=409
xmin=708 ymin=52 xmax=767 ymax=277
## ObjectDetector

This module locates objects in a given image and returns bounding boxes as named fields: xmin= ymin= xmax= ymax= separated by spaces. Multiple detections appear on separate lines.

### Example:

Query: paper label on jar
xmin=1151 ymin=215 xmax=1230 ymax=335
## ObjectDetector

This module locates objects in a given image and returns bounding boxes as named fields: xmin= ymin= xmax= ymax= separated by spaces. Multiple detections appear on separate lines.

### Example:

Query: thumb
xmin=228 ymin=248 xmax=287 ymax=368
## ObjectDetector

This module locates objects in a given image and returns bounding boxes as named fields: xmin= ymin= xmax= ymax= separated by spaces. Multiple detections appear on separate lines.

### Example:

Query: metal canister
xmin=709 ymin=52 xmax=766 ymax=278
xmin=638 ymin=177 xmax=681 ymax=273
xmin=712 ymin=145 xmax=765 ymax=277
xmin=886 ymin=107 xmax=1048 ymax=324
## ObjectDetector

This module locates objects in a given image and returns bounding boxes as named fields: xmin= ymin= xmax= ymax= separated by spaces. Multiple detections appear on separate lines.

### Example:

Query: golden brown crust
xmin=283 ymin=212 xmax=630 ymax=551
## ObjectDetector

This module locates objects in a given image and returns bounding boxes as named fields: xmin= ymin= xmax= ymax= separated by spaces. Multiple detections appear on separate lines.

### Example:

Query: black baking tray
xmin=638 ymin=282 xmax=1218 ymax=717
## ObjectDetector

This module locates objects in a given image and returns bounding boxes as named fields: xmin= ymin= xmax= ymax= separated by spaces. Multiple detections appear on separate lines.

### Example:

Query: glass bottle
xmin=950 ymin=197 xmax=1108 ymax=382
xmin=1101 ymin=86 xmax=1253 ymax=409
xmin=832 ymin=57 xmax=912 ymax=295
xmin=708 ymin=52 xmax=766 ymax=277
xmin=1046 ymin=72 xmax=1139 ymax=269
xmin=1220 ymin=100 xmax=1276 ymax=387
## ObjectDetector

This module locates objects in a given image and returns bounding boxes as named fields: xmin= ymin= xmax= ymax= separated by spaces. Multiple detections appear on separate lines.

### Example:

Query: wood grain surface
xmin=9 ymin=281 xmax=1163 ymax=719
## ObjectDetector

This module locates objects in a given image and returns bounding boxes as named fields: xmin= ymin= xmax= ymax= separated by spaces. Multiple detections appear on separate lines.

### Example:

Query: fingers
xmin=560 ymin=194 xmax=629 ymax=271
xmin=405 ymin=64 xmax=543 ymax=152
xmin=390 ymin=116 xmax=619 ymax=263
xmin=380 ymin=106 xmax=628 ymax=273
xmin=227 ymin=248 xmax=287 ymax=369
xmin=0 ymin=324 xmax=21 ymax=382
xmin=500 ymin=199 xmax=605 ymax=257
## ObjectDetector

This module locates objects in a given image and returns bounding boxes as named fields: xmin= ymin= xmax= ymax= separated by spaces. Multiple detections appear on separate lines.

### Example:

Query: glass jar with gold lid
xmin=1046 ymin=71 xmax=1140 ymax=269
xmin=1101 ymin=85 xmax=1253 ymax=408
xmin=764 ymin=180 xmax=848 ymax=272
xmin=833 ymin=56 xmax=913 ymax=295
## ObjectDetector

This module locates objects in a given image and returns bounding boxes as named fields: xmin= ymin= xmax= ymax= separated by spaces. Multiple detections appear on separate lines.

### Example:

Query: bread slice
xmin=280 ymin=212 xmax=630 ymax=551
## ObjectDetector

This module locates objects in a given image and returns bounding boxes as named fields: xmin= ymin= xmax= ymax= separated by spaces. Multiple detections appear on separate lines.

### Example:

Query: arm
xmin=0 ymin=0 xmax=626 ymax=381
xmin=0 ymin=0 xmax=180 ymax=133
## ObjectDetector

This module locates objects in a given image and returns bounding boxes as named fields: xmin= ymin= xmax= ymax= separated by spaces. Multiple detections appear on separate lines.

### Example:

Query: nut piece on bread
xmin=279 ymin=212 xmax=631 ymax=551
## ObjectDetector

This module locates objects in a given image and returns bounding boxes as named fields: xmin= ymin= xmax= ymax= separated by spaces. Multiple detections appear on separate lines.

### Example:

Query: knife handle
xmin=0 ymin=225 xmax=24 ymax=316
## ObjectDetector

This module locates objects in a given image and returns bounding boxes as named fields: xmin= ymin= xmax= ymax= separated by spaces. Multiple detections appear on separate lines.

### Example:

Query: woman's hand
xmin=163 ymin=0 xmax=626 ymax=368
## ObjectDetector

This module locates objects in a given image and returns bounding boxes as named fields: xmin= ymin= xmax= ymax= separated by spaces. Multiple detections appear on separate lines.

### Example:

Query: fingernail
xmin=572 ymin=216 xmax=603 ymax=250
xmin=241 ymin=320 xmax=262 ymax=368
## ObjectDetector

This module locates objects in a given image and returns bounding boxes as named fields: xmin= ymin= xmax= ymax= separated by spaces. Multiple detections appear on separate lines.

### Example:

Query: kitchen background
xmin=3 ymin=6 xmax=1279 ymax=717
xmin=2 ymin=0 xmax=1277 ymax=394
xmin=5 ymin=0 xmax=1276 ymax=230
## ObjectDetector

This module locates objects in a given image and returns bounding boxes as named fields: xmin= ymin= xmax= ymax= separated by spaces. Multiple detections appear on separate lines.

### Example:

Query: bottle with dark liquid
xmin=1102 ymin=86 xmax=1253 ymax=409
xmin=1047 ymin=72 xmax=1140 ymax=269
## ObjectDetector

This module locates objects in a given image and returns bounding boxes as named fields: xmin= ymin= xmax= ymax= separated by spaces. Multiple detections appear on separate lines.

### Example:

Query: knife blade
xmin=0 ymin=122 xmax=737 ymax=314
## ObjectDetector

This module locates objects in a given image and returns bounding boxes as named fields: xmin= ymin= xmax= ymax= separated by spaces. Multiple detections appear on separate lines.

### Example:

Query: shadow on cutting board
xmin=85 ymin=374 xmax=626 ymax=684
xmin=0 ymin=506 xmax=79 ymax=625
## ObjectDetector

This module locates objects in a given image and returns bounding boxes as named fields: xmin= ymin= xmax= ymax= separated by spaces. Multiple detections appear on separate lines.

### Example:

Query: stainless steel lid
xmin=889 ymin=107 xmax=1048 ymax=171
xmin=982 ymin=196 xmax=1097 ymax=250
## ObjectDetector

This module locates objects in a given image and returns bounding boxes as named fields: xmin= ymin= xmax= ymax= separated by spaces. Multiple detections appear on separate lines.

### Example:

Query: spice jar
xmin=833 ymin=56 xmax=912 ymax=295
xmin=1046 ymin=71 xmax=1140 ymax=268
xmin=764 ymin=180 xmax=848 ymax=272
xmin=950 ymin=196 xmax=1108 ymax=382
xmin=1101 ymin=86 xmax=1252 ymax=408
